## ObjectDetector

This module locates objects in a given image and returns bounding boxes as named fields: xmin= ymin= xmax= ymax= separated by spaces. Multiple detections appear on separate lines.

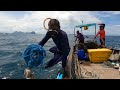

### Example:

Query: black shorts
xmin=100 ymin=38 xmax=105 ymax=45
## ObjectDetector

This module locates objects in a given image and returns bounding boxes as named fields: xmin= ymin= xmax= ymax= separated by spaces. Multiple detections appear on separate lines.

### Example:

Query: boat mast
xmin=95 ymin=24 xmax=96 ymax=36
xmin=81 ymin=20 xmax=83 ymax=34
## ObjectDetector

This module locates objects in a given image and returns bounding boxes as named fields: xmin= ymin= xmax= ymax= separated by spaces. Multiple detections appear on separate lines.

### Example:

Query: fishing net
xmin=84 ymin=41 xmax=98 ymax=49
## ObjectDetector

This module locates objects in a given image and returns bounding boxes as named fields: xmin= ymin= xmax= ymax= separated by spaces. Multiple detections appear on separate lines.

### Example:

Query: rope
xmin=22 ymin=44 xmax=46 ymax=72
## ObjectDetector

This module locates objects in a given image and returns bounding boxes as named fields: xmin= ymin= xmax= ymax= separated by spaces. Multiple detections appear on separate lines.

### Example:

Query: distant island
xmin=12 ymin=31 xmax=36 ymax=34
xmin=30 ymin=31 xmax=36 ymax=34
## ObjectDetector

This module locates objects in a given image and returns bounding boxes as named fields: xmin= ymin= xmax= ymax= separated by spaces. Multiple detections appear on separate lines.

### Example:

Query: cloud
xmin=102 ymin=11 xmax=120 ymax=15
xmin=0 ymin=11 xmax=102 ymax=34
xmin=101 ymin=14 xmax=111 ymax=17
xmin=108 ymin=11 xmax=120 ymax=15
xmin=114 ymin=25 xmax=120 ymax=27
xmin=93 ymin=11 xmax=120 ymax=18
xmin=0 ymin=15 xmax=17 ymax=32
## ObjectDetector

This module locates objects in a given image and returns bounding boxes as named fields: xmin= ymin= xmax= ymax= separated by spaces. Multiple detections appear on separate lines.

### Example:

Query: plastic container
xmin=87 ymin=48 xmax=112 ymax=63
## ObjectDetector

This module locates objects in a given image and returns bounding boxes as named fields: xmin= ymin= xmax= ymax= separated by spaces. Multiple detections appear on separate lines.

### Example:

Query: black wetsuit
xmin=39 ymin=29 xmax=70 ymax=68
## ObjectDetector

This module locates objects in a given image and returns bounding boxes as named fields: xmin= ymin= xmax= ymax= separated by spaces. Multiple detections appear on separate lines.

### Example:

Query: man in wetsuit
xmin=93 ymin=24 xmax=105 ymax=47
xmin=39 ymin=19 xmax=70 ymax=71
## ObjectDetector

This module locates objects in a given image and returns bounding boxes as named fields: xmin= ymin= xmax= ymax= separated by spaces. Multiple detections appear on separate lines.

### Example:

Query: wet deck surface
xmin=79 ymin=61 xmax=120 ymax=79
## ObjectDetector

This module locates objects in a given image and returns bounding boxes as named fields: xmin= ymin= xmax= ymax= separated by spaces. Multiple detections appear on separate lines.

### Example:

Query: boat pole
xmin=74 ymin=26 xmax=76 ymax=45
xmin=81 ymin=27 xmax=82 ymax=34
xmin=95 ymin=24 xmax=96 ymax=36
xmin=81 ymin=20 xmax=83 ymax=34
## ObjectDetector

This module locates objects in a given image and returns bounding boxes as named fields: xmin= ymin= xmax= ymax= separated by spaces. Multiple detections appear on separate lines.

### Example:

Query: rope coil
xmin=22 ymin=44 xmax=46 ymax=69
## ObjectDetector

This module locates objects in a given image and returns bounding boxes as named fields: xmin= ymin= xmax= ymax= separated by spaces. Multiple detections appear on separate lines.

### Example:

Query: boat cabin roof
xmin=76 ymin=23 xmax=96 ymax=28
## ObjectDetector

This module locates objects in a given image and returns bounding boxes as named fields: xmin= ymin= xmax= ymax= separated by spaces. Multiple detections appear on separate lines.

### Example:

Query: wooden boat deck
xmin=78 ymin=61 xmax=120 ymax=79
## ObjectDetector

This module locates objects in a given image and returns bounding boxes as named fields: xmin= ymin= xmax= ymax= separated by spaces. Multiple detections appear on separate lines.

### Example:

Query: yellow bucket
xmin=88 ymin=48 xmax=112 ymax=63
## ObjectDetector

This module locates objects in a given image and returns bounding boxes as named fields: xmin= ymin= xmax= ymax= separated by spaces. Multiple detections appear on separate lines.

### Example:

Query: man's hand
xmin=93 ymin=39 xmax=95 ymax=42
xmin=86 ymin=36 xmax=89 ymax=38
xmin=93 ymin=37 xmax=96 ymax=42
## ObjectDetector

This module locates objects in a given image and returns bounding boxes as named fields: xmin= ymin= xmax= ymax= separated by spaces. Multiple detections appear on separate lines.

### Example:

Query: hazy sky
xmin=0 ymin=11 xmax=120 ymax=35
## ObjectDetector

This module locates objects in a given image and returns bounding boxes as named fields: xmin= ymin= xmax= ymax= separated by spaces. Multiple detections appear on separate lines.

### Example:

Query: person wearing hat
xmin=39 ymin=19 xmax=70 ymax=73
xmin=93 ymin=24 xmax=106 ymax=47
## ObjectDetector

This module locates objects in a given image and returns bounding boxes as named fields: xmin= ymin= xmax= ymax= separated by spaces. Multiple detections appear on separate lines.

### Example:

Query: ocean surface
xmin=0 ymin=33 xmax=120 ymax=79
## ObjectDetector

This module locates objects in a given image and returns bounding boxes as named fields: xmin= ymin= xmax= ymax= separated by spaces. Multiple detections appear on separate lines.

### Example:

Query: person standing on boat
xmin=75 ymin=30 xmax=84 ymax=43
xmin=39 ymin=19 xmax=70 ymax=72
xmin=93 ymin=24 xmax=105 ymax=47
